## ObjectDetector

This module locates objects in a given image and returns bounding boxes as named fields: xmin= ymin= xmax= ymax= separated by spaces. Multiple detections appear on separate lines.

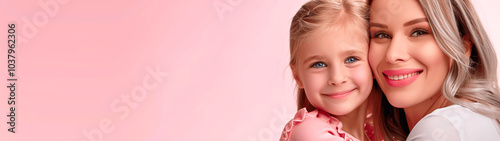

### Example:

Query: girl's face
xmin=369 ymin=0 xmax=452 ymax=108
xmin=293 ymin=28 xmax=372 ymax=116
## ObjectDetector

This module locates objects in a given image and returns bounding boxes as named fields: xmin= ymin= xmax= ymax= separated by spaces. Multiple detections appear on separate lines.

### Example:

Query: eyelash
xmin=345 ymin=56 xmax=359 ymax=63
xmin=372 ymin=32 xmax=391 ymax=39
xmin=309 ymin=56 xmax=360 ymax=68
xmin=310 ymin=62 xmax=327 ymax=68
xmin=371 ymin=28 xmax=430 ymax=39
xmin=410 ymin=28 xmax=429 ymax=37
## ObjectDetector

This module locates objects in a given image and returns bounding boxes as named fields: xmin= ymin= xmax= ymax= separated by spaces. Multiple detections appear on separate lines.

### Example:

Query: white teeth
xmin=387 ymin=72 xmax=420 ymax=80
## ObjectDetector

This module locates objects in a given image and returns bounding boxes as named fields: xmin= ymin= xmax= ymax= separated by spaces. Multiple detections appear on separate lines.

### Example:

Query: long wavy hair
xmin=372 ymin=0 xmax=500 ymax=140
xmin=420 ymin=0 xmax=500 ymax=127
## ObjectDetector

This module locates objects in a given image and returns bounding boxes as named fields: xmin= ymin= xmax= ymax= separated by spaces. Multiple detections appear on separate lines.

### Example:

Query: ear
xmin=462 ymin=35 xmax=472 ymax=58
xmin=290 ymin=65 xmax=304 ymax=88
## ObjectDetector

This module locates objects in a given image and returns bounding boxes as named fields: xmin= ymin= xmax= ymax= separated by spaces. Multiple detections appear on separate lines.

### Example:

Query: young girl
xmin=369 ymin=0 xmax=500 ymax=140
xmin=279 ymin=0 xmax=379 ymax=140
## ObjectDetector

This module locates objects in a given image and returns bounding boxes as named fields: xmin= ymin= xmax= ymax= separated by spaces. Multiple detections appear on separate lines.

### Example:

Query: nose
xmin=385 ymin=36 xmax=410 ymax=64
xmin=328 ymin=65 xmax=348 ymax=86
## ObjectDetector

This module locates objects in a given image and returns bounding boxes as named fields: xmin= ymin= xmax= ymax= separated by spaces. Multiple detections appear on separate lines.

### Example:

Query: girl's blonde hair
xmin=289 ymin=0 xmax=370 ymax=111
xmin=373 ymin=0 xmax=500 ymax=140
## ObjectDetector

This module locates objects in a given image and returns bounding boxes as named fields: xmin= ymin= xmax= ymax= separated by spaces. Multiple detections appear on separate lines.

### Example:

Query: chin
xmin=386 ymin=95 xmax=414 ymax=108
xmin=324 ymin=106 xmax=356 ymax=116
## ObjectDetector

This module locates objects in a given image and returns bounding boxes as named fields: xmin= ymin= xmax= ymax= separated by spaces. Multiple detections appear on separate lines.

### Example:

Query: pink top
xmin=280 ymin=108 xmax=365 ymax=141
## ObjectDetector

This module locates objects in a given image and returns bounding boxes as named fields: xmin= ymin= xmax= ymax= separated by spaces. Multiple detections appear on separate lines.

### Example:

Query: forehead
xmin=370 ymin=0 xmax=427 ymax=24
xmin=299 ymin=28 xmax=368 ymax=56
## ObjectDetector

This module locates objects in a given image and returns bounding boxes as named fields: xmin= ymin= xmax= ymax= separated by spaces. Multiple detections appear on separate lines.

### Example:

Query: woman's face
xmin=369 ymin=0 xmax=452 ymax=108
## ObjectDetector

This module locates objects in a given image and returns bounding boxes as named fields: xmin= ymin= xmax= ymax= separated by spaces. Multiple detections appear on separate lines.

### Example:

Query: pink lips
xmin=382 ymin=69 xmax=423 ymax=87
xmin=324 ymin=89 xmax=355 ymax=99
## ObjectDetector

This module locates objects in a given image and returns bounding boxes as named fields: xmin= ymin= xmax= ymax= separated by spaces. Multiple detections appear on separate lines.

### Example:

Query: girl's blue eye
xmin=373 ymin=32 xmax=391 ymax=39
xmin=410 ymin=29 xmax=429 ymax=37
xmin=311 ymin=62 xmax=327 ymax=68
xmin=345 ymin=57 xmax=359 ymax=63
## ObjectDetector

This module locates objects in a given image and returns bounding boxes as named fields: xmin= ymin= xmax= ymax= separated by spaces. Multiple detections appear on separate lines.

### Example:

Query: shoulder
xmin=279 ymin=108 xmax=358 ymax=141
xmin=407 ymin=105 xmax=500 ymax=141
xmin=407 ymin=112 xmax=460 ymax=141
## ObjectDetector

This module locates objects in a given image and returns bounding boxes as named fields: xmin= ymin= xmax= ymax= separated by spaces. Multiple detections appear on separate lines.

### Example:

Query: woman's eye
xmin=410 ymin=29 xmax=429 ymax=37
xmin=311 ymin=62 xmax=327 ymax=68
xmin=345 ymin=57 xmax=359 ymax=63
xmin=372 ymin=32 xmax=391 ymax=39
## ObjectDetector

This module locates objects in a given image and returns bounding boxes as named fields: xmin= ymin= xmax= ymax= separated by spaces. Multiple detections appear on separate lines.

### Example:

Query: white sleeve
xmin=406 ymin=115 xmax=461 ymax=141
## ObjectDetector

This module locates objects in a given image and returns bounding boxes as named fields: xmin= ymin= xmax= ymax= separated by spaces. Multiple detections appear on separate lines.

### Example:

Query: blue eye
xmin=410 ymin=29 xmax=429 ymax=37
xmin=373 ymin=32 xmax=391 ymax=39
xmin=311 ymin=62 xmax=327 ymax=68
xmin=345 ymin=57 xmax=359 ymax=63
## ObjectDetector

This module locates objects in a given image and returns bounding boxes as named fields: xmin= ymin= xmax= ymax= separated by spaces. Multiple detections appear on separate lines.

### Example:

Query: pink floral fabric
xmin=280 ymin=108 xmax=360 ymax=141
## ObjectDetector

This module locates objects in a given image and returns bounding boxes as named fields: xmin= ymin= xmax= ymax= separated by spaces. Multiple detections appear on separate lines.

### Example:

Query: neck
xmin=404 ymin=94 xmax=452 ymax=131
xmin=336 ymin=100 xmax=368 ymax=141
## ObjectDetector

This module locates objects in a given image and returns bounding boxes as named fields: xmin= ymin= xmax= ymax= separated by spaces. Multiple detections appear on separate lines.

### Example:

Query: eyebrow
xmin=344 ymin=49 xmax=365 ymax=56
xmin=403 ymin=17 xmax=428 ymax=26
xmin=369 ymin=17 xmax=428 ymax=28
xmin=369 ymin=22 xmax=387 ymax=28
xmin=302 ymin=55 xmax=323 ymax=66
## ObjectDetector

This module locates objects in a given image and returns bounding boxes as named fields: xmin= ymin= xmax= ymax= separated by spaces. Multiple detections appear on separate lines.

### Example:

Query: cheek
xmin=422 ymin=52 xmax=451 ymax=81
xmin=300 ymin=71 xmax=328 ymax=108
xmin=413 ymin=43 xmax=452 ymax=71
xmin=300 ymin=71 xmax=327 ymax=93
xmin=350 ymin=64 xmax=373 ymax=89
xmin=409 ymin=43 xmax=451 ymax=97
xmin=368 ymin=46 xmax=384 ymax=72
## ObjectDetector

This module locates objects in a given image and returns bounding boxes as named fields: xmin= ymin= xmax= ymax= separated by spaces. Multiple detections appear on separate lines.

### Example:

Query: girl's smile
xmin=323 ymin=88 xmax=356 ymax=99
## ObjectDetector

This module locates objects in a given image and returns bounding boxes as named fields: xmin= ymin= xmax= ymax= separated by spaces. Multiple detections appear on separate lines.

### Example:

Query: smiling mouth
xmin=382 ymin=69 xmax=423 ymax=87
xmin=385 ymin=71 xmax=422 ymax=80
xmin=324 ymin=88 xmax=355 ymax=99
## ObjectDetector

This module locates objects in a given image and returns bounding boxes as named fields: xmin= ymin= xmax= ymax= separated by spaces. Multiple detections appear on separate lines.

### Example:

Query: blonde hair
xmin=420 ymin=0 xmax=500 ymax=123
xmin=289 ymin=0 xmax=370 ymax=111
xmin=373 ymin=0 xmax=500 ymax=140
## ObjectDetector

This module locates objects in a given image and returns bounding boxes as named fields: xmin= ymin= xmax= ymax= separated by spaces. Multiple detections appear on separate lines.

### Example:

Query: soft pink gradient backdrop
xmin=0 ymin=0 xmax=499 ymax=141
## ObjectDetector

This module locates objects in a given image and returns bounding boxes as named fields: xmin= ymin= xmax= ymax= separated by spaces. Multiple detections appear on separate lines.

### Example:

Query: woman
xmin=369 ymin=0 xmax=500 ymax=140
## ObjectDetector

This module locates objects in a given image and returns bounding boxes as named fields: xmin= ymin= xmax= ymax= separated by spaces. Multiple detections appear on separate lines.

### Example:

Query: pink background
xmin=0 ymin=0 xmax=499 ymax=140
